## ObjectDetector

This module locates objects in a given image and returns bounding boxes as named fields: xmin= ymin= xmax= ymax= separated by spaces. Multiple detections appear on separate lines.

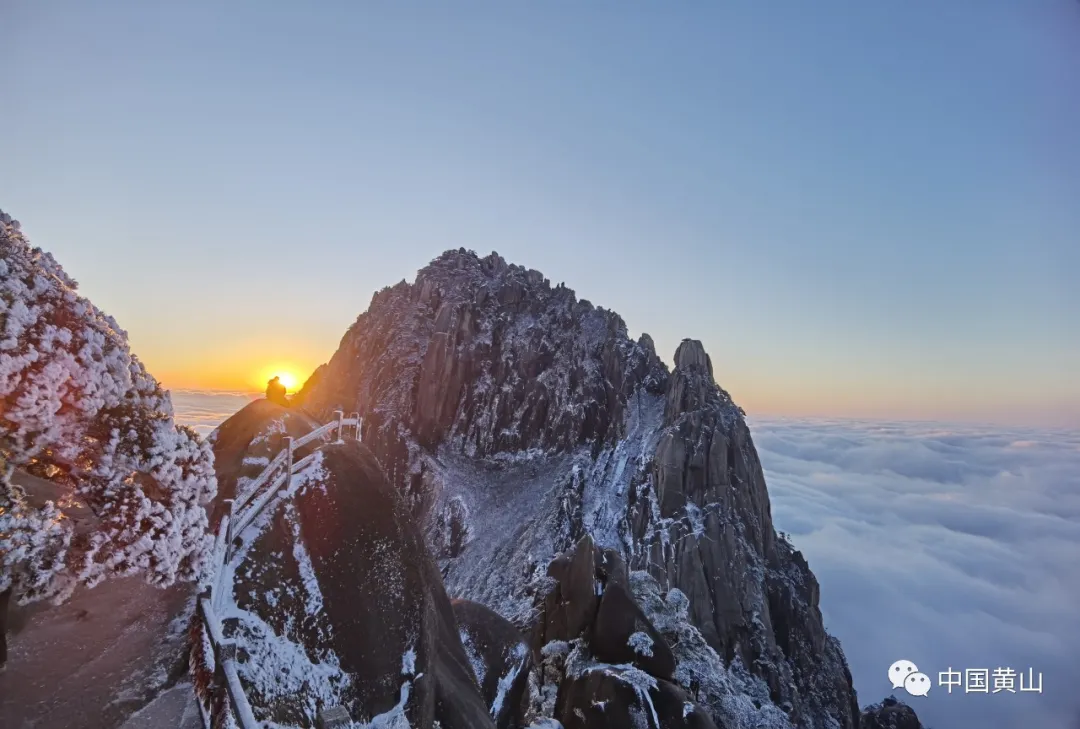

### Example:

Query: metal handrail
xmin=195 ymin=409 xmax=362 ymax=729
xmin=292 ymin=421 xmax=336 ymax=450
xmin=233 ymin=450 xmax=288 ymax=512
xmin=229 ymin=471 xmax=287 ymax=547
xmin=291 ymin=451 xmax=319 ymax=473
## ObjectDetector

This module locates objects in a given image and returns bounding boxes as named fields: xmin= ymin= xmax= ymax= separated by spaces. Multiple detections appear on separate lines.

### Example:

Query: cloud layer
xmin=751 ymin=418 xmax=1080 ymax=729
xmin=171 ymin=390 xmax=258 ymax=437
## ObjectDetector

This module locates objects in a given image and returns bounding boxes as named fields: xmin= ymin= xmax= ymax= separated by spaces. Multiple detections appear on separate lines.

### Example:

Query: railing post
xmin=283 ymin=436 xmax=294 ymax=492
xmin=197 ymin=590 xmax=229 ymax=727
xmin=334 ymin=410 xmax=344 ymax=443
xmin=224 ymin=499 xmax=235 ymax=543
xmin=212 ymin=643 xmax=228 ymax=727
xmin=223 ymin=498 xmax=236 ymax=559
xmin=197 ymin=588 xmax=213 ymax=628
xmin=350 ymin=412 xmax=360 ymax=441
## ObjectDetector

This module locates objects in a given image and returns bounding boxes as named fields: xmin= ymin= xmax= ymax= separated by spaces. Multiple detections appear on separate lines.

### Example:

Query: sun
xmin=273 ymin=372 xmax=298 ymax=391
xmin=254 ymin=364 xmax=303 ymax=393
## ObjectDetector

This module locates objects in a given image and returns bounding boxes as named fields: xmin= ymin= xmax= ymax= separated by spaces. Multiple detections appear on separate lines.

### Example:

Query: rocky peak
xmin=674 ymin=338 xmax=714 ymax=376
xmin=298 ymin=249 xmax=668 ymax=475
xmin=287 ymin=250 xmax=921 ymax=729
xmin=0 ymin=210 xmax=21 ymax=230
xmin=663 ymin=338 xmax=738 ymax=425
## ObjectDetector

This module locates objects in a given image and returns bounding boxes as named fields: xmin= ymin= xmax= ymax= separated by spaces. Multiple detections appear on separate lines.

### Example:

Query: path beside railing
xmin=194 ymin=410 xmax=361 ymax=729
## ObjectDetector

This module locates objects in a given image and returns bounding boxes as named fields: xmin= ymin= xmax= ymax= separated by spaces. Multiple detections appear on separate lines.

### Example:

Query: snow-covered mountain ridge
xmin=279 ymin=248 xmax=914 ymax=729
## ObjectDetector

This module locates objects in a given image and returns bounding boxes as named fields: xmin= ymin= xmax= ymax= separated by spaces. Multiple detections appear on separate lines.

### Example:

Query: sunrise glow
xmin=253 ymin=365 xmax=303 ymax=393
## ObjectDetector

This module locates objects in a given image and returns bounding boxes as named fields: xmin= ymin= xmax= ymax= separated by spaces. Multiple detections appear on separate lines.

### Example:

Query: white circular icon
xmin=888 ymin=659 xmax=919 ymax=690
xmin=904 ymin=671 xmax=932 ymax=697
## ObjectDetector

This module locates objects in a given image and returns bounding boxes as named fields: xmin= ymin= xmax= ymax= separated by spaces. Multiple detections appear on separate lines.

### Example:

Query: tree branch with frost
xmin=0 ymin=209 xmax=217 ymax=608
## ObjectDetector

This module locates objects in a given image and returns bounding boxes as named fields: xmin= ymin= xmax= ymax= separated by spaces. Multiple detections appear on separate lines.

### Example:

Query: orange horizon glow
xmin=148 ymin=351 xmax=324 ymax=395
xmin=141 ymin=343 xmax=1077 ymax=431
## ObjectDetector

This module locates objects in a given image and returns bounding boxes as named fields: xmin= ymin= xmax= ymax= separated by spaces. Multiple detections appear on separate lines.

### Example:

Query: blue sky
xmin=2 ymin=1 xmax=1078 ymax=425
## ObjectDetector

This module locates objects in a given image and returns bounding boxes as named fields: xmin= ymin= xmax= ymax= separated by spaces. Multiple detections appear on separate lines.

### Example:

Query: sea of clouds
xmin=751 ymin=418 xmax=1080 ymax=729
xmin=171 ymin=390 xmax=1079 ymax=728
xmin=170 ymin=390 xmax=258 ymax=438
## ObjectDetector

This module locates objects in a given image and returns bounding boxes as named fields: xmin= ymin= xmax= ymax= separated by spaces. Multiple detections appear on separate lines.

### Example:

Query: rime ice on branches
xmin=0 ymin=209 xmax=217 ymax=608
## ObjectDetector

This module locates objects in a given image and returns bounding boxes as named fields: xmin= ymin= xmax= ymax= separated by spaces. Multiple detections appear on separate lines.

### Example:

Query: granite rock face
xmin=297 ymin=249 xmax=667 ymax=506
xmin=525 ymin=536 xmax=712 ymax=729
xmin=282 ymin=249 xmax=919 ymax=729
xmin=452 ymin=598 xmax=532 ymax=729
xmin=626 ymin=340 xmax=859 ymax=728
xmin=556 ymin=666 xmax=717 ymax=729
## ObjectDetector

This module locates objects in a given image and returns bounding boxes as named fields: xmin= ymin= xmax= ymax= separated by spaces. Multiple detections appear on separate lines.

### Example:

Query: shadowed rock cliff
xmin=202 ymin=406 xmax=494 ymax=728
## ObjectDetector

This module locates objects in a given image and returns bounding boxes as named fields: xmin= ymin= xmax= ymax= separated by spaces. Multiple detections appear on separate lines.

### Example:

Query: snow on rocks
xmin=555 ymin=638 xmax=714 ymax=729
xmin=490 ymin=643 xmax=528 ymax=720
xmin=452 ymin=598 xmax=532 ymax=726
xmin=630 ymin=571 xmax=793 ymax=729
xmin=628 ymin=632 xmax=654 ymax=658
xmin=200 ymin=408 xmax=497 ymax=728
xmin=460 ymin=628 xmax=488 ymax=685
xmin=208 ymin=450 xmax=350 ymax=727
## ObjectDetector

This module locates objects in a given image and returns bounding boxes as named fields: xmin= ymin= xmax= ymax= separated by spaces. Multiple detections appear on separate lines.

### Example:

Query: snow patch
xmin=287 ymin=502 xmax=324 ymax=616
xmin=628 ymin=631 xmax=654 ymax=658
xmin=356 ymin=679 xmax=413 ymax=729
xmin=490 ymin=642 xmax=528 ymax=718
xmin=460 ymin=628 xmax=487 ymax=684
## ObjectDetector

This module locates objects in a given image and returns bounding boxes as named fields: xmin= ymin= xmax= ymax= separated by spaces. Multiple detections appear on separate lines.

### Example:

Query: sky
xmin=2 ymin=1 xmax=1078 ymax=426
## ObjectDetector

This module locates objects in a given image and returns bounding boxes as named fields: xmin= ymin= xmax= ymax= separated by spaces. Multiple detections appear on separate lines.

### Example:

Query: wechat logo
xmin=889 ymin=659 xmax=931 ymax=697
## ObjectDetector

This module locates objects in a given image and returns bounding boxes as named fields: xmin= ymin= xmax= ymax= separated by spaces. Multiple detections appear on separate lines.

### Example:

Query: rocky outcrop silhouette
xmin=858 ymin=697 xmax=924 ymax=729
xmin=296 ymin=250 xmax=668 ymax=500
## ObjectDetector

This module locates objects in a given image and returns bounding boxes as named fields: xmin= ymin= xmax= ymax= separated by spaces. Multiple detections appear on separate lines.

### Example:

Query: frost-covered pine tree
xmin=0 ymin=209 xmax=217 ymax=610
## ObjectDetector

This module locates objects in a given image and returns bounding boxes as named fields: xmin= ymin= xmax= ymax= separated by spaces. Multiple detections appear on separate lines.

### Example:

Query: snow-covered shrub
xmin=0 ymin=209 xmax=217 ymax=604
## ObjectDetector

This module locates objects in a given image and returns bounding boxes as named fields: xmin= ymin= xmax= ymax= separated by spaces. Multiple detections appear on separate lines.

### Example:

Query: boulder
xmin=453 ymin=599 xmax=532 ymax=729
xmin=534 ymin=536 xmax=602 ymax=647
xmin=590 ymin=582 xmax=675 ymax=681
